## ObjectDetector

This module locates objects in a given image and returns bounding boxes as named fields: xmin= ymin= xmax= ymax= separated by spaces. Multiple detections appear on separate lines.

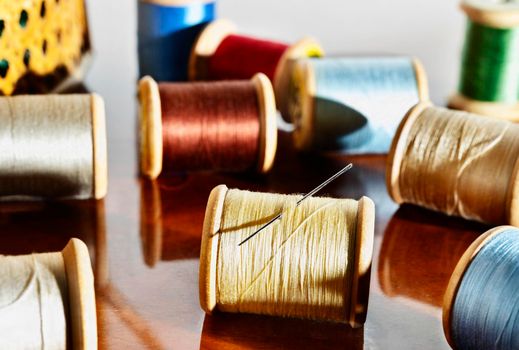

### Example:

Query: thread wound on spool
xmin=188 ymin=19 xmax=323 ymax=118
xmin=137 ymin=0 xmax=216 ymax=81
xmin=289 ymin=57 xmax=428 ymax=153
xmin=199 ymin=185 xmax=375 ymax=327
xmin=138 ymin=74 xmax=277 ymax=178
xmin=443 ymin=226 xmax=519 ymax=350
xmin=387 ymin=102 xmax=519 ymax=225
xmin=0 ymin=238 xmax=96 ymax=349
xmin=0 ymin=94 xmax=108 ymax=200
xmin=450 ymin=0 xmax=519 ymax=121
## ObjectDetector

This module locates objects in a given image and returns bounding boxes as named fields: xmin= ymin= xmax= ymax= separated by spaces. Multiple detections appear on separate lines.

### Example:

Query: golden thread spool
xmin=387 ymin=102 xmax=519 ymax=226
xmin=0 ymin=238 xmax=97 ymax=349
xmin=0 ymin=0 xmax=91 ymax=95
xmin=138 ymin=74 xmax=277 ymax=179
xmin=199 ymin=185 xmax=375 ymax=327
xmin=0 ymin=94 xmax=108 ymax=200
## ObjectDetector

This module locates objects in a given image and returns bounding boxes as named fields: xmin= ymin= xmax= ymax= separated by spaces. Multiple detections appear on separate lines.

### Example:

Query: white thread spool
xmin=0 ymin=94 xmax=107 ymax=200
xmin=0 ymin=238 xmax=97 ymax=349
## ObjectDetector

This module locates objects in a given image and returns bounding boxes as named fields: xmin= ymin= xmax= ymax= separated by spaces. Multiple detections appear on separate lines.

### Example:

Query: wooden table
xmin=0 ymin=110 xmax=491 ymax=349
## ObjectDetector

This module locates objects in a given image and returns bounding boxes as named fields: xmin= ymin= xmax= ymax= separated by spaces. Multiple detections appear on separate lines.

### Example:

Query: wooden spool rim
xmin=292 ymin=59 xmax=316 ymax=150
xmin=448 ymin=93 xmax=519 ymax=123
xmin=188 ymin=19 xmax=237 ymax=81
xmin=274 ymin=37 xmax=324 ymax=119
xmin=91 ymin=94 xmax=108 ymax=199
xmin=386 ymin=101 xmax=433 ymax=203
xmin=349 ymin=196 xmax=375 ymax=328
xmin=140 ymin=0 xmax=215 ymax=6
xmin=138 ymin=76 xmax=163 ymax=179
xmin=199 ymin=184 xmax=228 ymax=313
xmin=442 ymin=225 xmax=517 ymax=348
xmin=411 ymin=58 xmax=430 ymax=102
xmin=61 ymin=238 xmax=97 ymax=350
xmin=461 ymin=0 xmax=519 ymax=28
xmin=252 ymin=73 xmax=278 ymax=173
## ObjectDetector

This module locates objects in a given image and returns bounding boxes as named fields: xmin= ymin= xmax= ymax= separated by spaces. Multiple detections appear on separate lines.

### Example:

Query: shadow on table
xmin=378 ymin=205 xmax=488 ymax=307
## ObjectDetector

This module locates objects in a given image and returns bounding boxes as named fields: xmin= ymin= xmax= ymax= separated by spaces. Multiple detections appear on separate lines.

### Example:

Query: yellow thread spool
xmin=0 ymin=238 xmax=97 ymax=349
xmin=387 ymin=102 xmax=519 ymax=225
xmin=0 ymin=0 xmax=91 ymax=95
xmin=199 ymin=185 xmax=375 ymax=327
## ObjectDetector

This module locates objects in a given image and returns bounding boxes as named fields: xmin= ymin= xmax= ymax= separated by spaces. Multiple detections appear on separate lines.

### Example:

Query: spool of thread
xmin=188 ymin=19 xmax=323 ymax=118
xmin=199 ymin=185 xmax=375 ymax=326
xmin=378 ymin=207 xmax=480 ymax=307
xmin=387 ymin=102 xmax=519 ymax=226
xmin=138 ymin=0 xmax=216 ymax=81
xmin=443 ymin=226 xmax=519 ymax=350
xmin=0 ymin=94 xmax=107 ymax=200
xmin=289 ymin=57 xmax=429 ymax=153
xmin=0 ymin=0 xmax=91 ymax=95
xmin=0 ymin=238 xmax=97 ymax=349
xmin=450 ymin=0 xmax=519 ymax=122
xmin=139 ymin=73 xmax=277 ymax=179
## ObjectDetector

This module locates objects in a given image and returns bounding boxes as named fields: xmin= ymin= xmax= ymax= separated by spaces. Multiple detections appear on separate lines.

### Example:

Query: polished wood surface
xmin=0 ymin=116 xmax=493 ymax=348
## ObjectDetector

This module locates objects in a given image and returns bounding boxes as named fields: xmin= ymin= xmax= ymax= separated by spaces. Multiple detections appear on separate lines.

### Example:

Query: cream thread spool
xmin=0 ymin=94 xmax=107 ymax=200
xmin=387 ymin=102 xmax=519 ymax=226
xmin=0 ymin=238 xmax=97 ymax=349
xmin=199 ymin=185 xmax=375 ymax=327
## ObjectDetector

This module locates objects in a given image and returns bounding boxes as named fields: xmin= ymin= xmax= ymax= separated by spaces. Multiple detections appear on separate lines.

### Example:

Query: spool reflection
xmin=378 ymin=205 xmax=484 ymax=307
xmin=140 ymin=175 xmax=255 ymax=267
xmin=200 ymin=313 xmax=363 ymax=350
xmin=0 ymin=199 xmax=107 ymax=288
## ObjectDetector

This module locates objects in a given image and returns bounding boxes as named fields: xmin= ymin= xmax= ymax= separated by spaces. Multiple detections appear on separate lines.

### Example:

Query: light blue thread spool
xmin=138 ymin=0 xmax=216 ymax=81
xmin=443 ymin=226 xmax=519 ymax=350
xmin=289 ymin=57 xmax=428 ymax=154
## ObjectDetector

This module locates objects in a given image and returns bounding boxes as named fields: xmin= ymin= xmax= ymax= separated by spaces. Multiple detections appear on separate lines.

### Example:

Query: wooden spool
xmin=0 ymin=238 xmax=97 ymax=349
xmin=187 ymin=19 xmax=323 ymax=118
xmin=442 ymin=225 xmax=517 ymax=349
xmin=386 ymin=101 xmax=519 ymax=226
xmin=138 ymin=73 xmax=278 ymax=179
xmin=290 ymin=57 xmax=429 ymax=151
xmin=199 ymin=184 xmax=375 ymax=327
xmin=448 ymin=0 xmax=519 ymax=122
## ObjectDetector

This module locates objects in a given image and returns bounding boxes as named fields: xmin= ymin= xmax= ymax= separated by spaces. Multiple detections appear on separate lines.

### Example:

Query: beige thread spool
xmin=0 ymin=238 xmax=97 ymax=349
xmin=387 ymin=102 xmax=519 ymax=226
xmin=199 ymin=185 xmax=375 ymax=327
xmin=138 ymin=73 xmax=278 ymax=179
xmin=0 ymin=94 xmax=107 ymax=200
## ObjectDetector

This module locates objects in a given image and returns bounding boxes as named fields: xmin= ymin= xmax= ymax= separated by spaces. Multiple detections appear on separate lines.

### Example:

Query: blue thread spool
xmin=443 ymin=226 xmax=519 ymax=350
xmin=138 ymin=0 xmax=216 ymax=81
xmin=288 ymin=57 xmax=429 ymax=154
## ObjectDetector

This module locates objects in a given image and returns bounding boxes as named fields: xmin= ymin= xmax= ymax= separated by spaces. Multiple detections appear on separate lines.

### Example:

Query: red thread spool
xmin=139 ymin=73 xmax=277 ymax=179
xmin=188 ymin=19 xmax=323 ymax=118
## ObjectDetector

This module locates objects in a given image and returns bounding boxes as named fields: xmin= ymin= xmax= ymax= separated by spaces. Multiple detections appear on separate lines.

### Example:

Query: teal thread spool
xmin=450 ymin=0 xmax=519 ymax=122
xmin=289 ymin=57 xmax=428 ymax=154
xmin=443 ymin=226 xmax=519 ymax=350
